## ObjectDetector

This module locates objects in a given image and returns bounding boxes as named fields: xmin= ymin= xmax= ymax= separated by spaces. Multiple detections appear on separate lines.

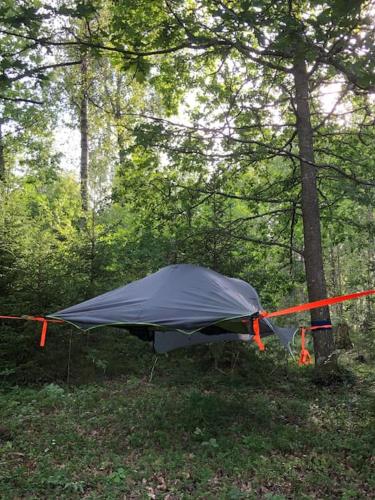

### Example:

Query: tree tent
xmin=1 ymin=264 xmax=373 ymax=364
xmin=48 ymin=264 xmax=296 ymax=353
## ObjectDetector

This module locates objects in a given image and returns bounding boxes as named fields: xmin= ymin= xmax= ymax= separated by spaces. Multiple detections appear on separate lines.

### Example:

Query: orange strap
xmin=261 ymin=289 xmax=374 ymax=319
xmin=298 ymin=324 xmax=332 ymax=366
xmin=0 ymin=315 xmax=62 ymax=323
xmin=250 ymin=289 xmax=374 ymax=353
xmin=252 ymin=316 xmax=265 ymax=351
xmin=242 ymin=317 xmax=265 ymax=350
xmin=40 ymin=320 xmax=48 ymax=347
xmin=1 ymin=289 xmax=373 ymax=350
xmin=256 ymin=289 xmax=374 ymax=355
xmin=0 ymin=315 xmax=63 ymax=347
xmin=298 ymin=327 xmax=311 ymax=366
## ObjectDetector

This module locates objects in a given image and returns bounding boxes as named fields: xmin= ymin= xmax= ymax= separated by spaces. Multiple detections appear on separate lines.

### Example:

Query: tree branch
xmin=7 ymin=60 xmax=82 ymax=82
xmin=222 ymin=230 xmax=304 ymax=256
xmin=0 ymin=28 xmax=232 ymax=59
xmin=0 ymin=95 xmax=43 ymax=105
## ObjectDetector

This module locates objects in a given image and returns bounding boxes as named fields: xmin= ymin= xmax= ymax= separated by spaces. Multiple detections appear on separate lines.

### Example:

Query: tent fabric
xmin=153 ymin=324 xmax=295 ymax=353
xmin=49 ymin=264 xmax=295 ymax=350
xmin=154 ymin=330 xmax=253 ymax=353
xmin=49 ymin=264 xmax=262 ymax=331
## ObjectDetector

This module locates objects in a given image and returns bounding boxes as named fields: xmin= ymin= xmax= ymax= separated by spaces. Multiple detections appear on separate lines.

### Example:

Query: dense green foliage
xmin=0 ymin=1 xmax=374 ymax=497
xmin=1 ymin=0 xmax=374 ymax=380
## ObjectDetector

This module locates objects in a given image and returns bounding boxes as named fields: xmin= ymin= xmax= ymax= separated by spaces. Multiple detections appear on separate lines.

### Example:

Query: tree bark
xmin=0 ymin=119 xmax=5 ymax=182
xmin=292 ymin=56 xmax=336 ymax=369
xmin=115 ymin=73 xmax=127 ymax=166
xmin=80 ymin=55 xmax=89 ymax=211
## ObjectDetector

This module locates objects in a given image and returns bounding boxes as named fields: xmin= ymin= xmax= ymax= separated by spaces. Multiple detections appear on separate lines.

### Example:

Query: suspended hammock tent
xmin=48 ymin=264 xmax=296 ymax=353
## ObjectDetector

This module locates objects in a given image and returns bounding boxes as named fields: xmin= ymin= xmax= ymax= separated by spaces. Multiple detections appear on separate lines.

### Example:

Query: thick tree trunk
xmin=292 ymin=57 xmax=336 ymax=369
xmin=80 ymin=56 xmax=89 ymax=211
xmin=0 ymin=119 xmax=5 ymax=182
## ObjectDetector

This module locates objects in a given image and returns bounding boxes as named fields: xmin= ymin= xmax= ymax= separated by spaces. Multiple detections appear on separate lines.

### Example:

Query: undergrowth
xmin=0 ymin=333 xmax=374 ymax=499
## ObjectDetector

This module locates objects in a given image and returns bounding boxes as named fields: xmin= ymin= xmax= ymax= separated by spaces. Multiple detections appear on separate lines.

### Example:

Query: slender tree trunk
xmin=115 ymin=74 xmax=127 ymax=165
xmin=89 ymin=208 xmax=96 ymax=294
xmin=292 ymin=56 xmax=336 ymax=369
xmin=366 ymin=209 xmax=375 ymax=323
xmin=0 ymin=119 xmax=5 ymax=182
xmin=336 ymin=245 xmax=344 ymax=317
xmin=80 ymin=55 xmax=89 ymax=211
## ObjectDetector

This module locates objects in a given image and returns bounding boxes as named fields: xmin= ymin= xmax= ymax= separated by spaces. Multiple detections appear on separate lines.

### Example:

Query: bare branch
xmin=222 ymin=230 xmax=304 ymax=256
xmin=176 ymin=184 xmax=298 ymax=204
xmin=6 ymin=60 xmax=82 ymax=83
xmin=0 ymin=95 xmax=43 ymax=105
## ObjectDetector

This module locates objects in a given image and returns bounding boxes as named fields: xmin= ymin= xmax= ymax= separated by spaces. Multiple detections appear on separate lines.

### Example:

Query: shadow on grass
xmin=1 ymin=340 xmax=373 ymax=499
xmin=95 ymin=375 xmax=313 ymax=464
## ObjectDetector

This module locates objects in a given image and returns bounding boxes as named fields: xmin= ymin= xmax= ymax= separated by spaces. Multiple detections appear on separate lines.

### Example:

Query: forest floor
xmin=0 ymin=340 xmax=374 ymax=499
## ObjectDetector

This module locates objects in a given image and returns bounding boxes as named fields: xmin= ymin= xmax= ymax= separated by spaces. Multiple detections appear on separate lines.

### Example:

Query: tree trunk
xmin=115 ymin=73 xmax=127 ymax=166
xmin=335 ymin=323 xmax=353 ymax=350
xmin=80 ymin=55 xmax=89 ymax=211
xmin=0 ymin=119 xmax=5 ymax=182
xmin=292 ymin=56 xmax=336 ymax=370
xmin=335 ymin=245 xmax=344 ymax=317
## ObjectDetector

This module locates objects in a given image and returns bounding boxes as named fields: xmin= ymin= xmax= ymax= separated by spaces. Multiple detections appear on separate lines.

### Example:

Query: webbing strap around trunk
xmin=252 ymin=289 xmax=374 ymax=358
xmin=298 ymin=324 xmax=333 ymax=366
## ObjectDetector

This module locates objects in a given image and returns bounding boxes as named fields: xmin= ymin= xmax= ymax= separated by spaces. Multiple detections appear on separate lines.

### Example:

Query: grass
xmin=0 ymin=336 xmax=374 ymax=499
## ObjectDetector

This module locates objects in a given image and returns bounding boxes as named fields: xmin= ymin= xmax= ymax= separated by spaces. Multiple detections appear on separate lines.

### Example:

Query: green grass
xmin=0 ymin=340 xmax=374 ymax=499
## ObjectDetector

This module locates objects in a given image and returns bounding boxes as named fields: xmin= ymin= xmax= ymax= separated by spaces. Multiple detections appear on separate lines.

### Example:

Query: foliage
xmin=0 ymin=0 xmax=374 ymax=378
xmin=0 ymin=3 xmax=374 ymax=496
xmin=0 ymin=347 xmax=374 ymax=498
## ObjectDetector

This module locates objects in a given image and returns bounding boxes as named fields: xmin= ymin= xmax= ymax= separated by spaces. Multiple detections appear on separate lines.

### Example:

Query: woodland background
xmin=0 ymin=2 xmax=375 ymax=498
xmin=0 ymin=0 xmax=374 ymax=381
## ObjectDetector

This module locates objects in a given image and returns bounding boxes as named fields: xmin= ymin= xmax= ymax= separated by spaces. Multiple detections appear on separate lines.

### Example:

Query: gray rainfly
xmin=49 ymin=264 xmax=296 ymax=353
